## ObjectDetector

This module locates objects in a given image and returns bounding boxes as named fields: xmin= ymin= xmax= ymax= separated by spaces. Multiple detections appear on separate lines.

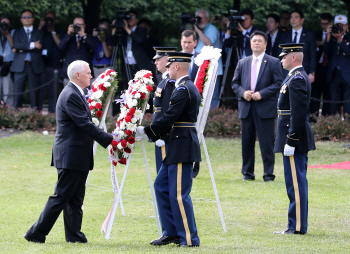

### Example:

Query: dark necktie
xmin=267 ymin=34 xmax=272 ymax=54
xmin=293 ymin=32 xmax=298 ymax=43
xmin=77 ymin=35 xmax=81 ymax=49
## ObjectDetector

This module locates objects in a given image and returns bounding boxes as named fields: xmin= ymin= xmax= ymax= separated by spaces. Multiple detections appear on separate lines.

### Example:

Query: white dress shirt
xmin=292 ymin=27 xmax=303 ymax=43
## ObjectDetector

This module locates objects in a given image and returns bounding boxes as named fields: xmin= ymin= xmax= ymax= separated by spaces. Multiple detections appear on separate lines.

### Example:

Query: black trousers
xmin=310 ymin=64 xmax=330 ymax=116
xmin=241 ymin=104 xmax=275 ymax=180
xmin=38 ymin=67 xmax=59 ymax=113
xmin=14 ymin=62 xmax=40 ymax=109
xmin=329 ymin=69 xmax=350 ymax=115
xmin=25 ymin=168 xmax=89 ymax=243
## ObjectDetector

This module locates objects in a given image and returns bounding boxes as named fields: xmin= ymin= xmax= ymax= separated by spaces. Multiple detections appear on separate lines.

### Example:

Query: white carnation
xmin=131 ymin=118 xmax=137 ymax=124
xmin=92 ymin=117 xmax=99 ymax=126
xmin=104 ymin=82 xmax=111 ymax=87
xmin=94 ymin=90 xmax=103 ymax=99
xmin=91 ymin=101 xmax=96 ymax=107
xmin=117 ymin=143 xmax=123 ymax=149
xmin=134 ymin=93 xmax=141 ymax=99
xmin=126 ymin=123 xmax=137 ymax=132
xmin=134 ymin=109 xmax=143 ymax=120
xmin=119 ymin=121 xmax=126 ymax=130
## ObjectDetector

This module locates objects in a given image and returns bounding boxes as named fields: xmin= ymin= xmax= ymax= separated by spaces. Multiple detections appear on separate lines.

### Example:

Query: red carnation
xmin=132 ymin=91 xmax=137 ymax=95
xmin=125 ymin=115 xmax=132 ymax=123
xmin=87 ymin=98 xmax=93 ymax=103
xmin=125 ymin=130 xmax=133 ymax=136
xmin=125 ymin=104 xmax=129 ymax=109
xmin=96 ymin=110 xmax=102 ymax=117
xmin=119 ymin=158 xmax=127 ymax=165
xmin=121 ymin=139 xmax=127 ymax=147
xmin=112 ymin=140 xmax=119 ymax=147
xmin=128 ymin=136 xmax=135 ymax=144
xmin=112 ymin=160 xmax=117 ymax=166
xmin=110 ymin=148 xmax=114 ymax=155
xmin=140 ymin=93 xmax=146 ymax=99
xmin=89 ymin=105 xmax=94 ymax=110
xmin=124 ymin=147 xmax=132 ymax=153
xmin=129 ymin=108 xmax=136 ymax=114
xmin=95 ymin=102 xmax=102 ymax=109
xmin=146 ymin=85 xmax=153 ymax=92
xmin=92 ymin=88 xmax=97 ymax=92
xmin=101 ymin=74 xmax=105 ymax=79
xmin=143 ymin=73 xmax=152 ymax=79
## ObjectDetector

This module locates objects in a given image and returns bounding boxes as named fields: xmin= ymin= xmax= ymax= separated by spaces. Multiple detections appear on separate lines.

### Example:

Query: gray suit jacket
xmin=231 ymin=53 xmax=283 ymax=119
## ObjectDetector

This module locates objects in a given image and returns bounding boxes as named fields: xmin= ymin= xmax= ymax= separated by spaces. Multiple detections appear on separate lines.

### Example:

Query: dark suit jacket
xmin=51 ymin=82 xmax=113 ymax=171
xmin=10 ymin=27 xmax=45 ymax=74
xmin=59 ymin=33 xmax=96 ymax=79
xmin=323 ymin=32 xmax=350 ymax=83
xmin=266 ymin=29 xmax=284 ymax=58
xmin=274 ymin=67 xmax=315 ymax=153
xmin=190 ymin=51 xmax=200 ymax=82
xmin=145 ymin=76 xmax=201 ymax=165
xmin=280 ymin=28 xmax=316 ymax=74
xmin=231 ymin=53 xmax=283 ymax=119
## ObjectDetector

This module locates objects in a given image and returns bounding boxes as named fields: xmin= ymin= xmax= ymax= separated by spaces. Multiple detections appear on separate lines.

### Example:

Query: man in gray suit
xmin=11 ymin=9 xmax=45 ymax=109
xmin=232 ymin=30 xmax=283 ymax=181
xmin=24 ymin=60 xmax=113 ymax=243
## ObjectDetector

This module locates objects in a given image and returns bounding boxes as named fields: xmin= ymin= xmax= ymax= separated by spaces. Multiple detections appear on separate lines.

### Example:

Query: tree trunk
xmin=81 ymin=0 xmax=104 ymax=33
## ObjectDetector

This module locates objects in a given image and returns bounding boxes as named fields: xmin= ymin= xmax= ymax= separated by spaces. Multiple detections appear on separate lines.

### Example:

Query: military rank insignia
xmin=155 ymin=87 xmax=162 ymax=97
xmin=280 ymin=84 xmax=287 ymax=94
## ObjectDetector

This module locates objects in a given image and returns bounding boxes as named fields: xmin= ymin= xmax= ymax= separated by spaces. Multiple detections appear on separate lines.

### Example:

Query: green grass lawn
xmin=0 ymin=132 xmax=349 ymax=253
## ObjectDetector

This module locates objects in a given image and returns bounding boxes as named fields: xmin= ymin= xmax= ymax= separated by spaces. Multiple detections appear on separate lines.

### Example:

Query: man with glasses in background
xmin=11 ymin=9 xmax=45 ymax=109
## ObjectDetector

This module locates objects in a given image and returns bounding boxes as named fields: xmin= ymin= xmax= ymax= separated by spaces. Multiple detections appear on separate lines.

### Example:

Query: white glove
xmin=155 ymin=139 xmax=165 ymax=147
xmin=137 ymin=126 xmax=145 ymax=135
xmin=135 ymin=133 xmax=148 ymax=141
xmin=284 ymin=144 xmax=295 ymax=157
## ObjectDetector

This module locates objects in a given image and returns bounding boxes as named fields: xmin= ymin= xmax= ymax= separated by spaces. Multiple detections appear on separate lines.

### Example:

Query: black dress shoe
xmin=24 ymin=234 xmax=45 ymax=243
xmin=273 ymin=228 xmax=306 ymax=235
xmin=264 ymin=179 xmax=274 ymax=182
xmin=242 ymin=176 xmax=255 ymax=181
xmin=178 ymin=244 xmax=200 ymax=247
xmin=150 ymin=235 xmax=180 ymax=245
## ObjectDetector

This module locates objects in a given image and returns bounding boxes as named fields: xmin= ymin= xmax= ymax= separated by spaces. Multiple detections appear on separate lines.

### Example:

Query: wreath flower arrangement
xmin=109 ymin=70 xmax=154 ymax=165
xmin=87 ymin=69 xmax=119 ymax=126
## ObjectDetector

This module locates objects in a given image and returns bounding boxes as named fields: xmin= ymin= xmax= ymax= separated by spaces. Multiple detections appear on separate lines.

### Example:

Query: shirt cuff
xmin=224 ymin=33 xmax=231 ymax=39
xmin=29 ymin=42 xmax=35 ymax=50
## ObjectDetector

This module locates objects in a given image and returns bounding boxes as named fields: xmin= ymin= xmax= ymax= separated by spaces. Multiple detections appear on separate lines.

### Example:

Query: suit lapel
xmin=246 ymin=57 xmax=252 ymax=90
xmin=299 ymin=28 xmax=305 ymax=43
xmin=256 ymin=55 xmax=267 ymax=87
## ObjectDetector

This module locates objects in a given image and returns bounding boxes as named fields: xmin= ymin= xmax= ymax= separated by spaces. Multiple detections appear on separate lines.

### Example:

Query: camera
xmin=0 ymin=22 xmax=10 ymax=32
xmin=228 ymin=10 xmax=245 ymax=39
xmin=112 ymin=9 xmax=131 ymax=29
xmin=179 ymin=12 xmax=201 ymax=31
xmin=331 ymin=24 xmax=342 ymax=34
xmin=73 ymin=24 xmax=81 ymax=34
xmin=98 ymin=28 xmax=107 ymax=39
xmin=45 ymin=17 xmax=54 ymax=28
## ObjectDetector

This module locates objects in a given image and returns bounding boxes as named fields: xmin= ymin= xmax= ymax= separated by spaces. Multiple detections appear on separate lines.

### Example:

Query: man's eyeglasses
xmin=21 ymin=16 xmax=33 ymax=19
xmin=320 ymin=22 xmax=330 ymax=26
xmin=130 ymin=15 xmax=137 ymax=19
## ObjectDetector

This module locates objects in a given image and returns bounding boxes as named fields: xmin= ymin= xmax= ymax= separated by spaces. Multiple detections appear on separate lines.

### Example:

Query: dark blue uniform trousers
xmin=154 ymin=162 xmax=200 ymax=246
xmin=155 ymin=143 xmax=169 ymax=173
xmin=283 ymin=152 xmax=308 ymax=233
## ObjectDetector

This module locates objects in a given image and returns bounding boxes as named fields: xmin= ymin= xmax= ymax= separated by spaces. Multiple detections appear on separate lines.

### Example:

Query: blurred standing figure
xmin=266 ymin=13 xmax=284 ymax=58
xmin=279 ymin=11 xmax=290 ymax=32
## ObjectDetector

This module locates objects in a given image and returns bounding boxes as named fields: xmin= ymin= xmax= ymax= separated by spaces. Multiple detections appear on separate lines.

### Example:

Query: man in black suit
xmin=24 ymin=60 xmax=113 ymax=244
xmin=310 ymin=13 xmax=333 ymax=116
xmin=180 ymin=30 xmax=199 ymax=82
xmin=274 ymin=43 xmax=315 ymax=235
xmin=110 ymin=10 xmax=153 ymax=81
xmin=280 ymin=10 xmax=316 ymax=82
xmin=59 ymin=16 xmax=96 ymax=85
xmin=11 ymin=9 xmax=45 ymax=109
xmin=137 ymin=52 xmax=201 ymax=247
xmin=266 ymin=13 xmax=284 ymax=58
xmin=232 ymin=31 xmax=283 ymax=181
xmin=324 ymin=15 xmax=350 ymax=116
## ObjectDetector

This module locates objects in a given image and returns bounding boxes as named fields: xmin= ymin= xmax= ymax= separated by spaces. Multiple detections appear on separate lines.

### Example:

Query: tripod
xmin=110 ymin=35 xmax=132 ymax=86
xmin=219 ymin=34 xmax=242 ymax=103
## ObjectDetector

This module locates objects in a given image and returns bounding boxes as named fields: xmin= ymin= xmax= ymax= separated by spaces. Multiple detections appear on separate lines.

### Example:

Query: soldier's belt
xmin=154 ymin=107 xmax=161 ymax=113
xmin=277 ymin=110 xmax=291 ymax=115
xmin=173 ymin=122 xmax=196 ymax=127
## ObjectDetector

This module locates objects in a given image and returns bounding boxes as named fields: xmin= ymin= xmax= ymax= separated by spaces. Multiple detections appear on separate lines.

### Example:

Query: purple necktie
xmin=250 ymin=58 xmax=258 ymax=92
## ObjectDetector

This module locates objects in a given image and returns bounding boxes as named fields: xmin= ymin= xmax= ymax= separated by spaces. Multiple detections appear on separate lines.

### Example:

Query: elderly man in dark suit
xmin=24 ymin=60 xmax=113 ymax=244
xmin=11 ymin=9 xmax=45 ymax=109
xmin=232 ymin=30 xmax=283 ymax=181
xmin=280 ymin=10 xmax=316 ymax=82
xmin=59 ymin=16 xmax=96 ymax=85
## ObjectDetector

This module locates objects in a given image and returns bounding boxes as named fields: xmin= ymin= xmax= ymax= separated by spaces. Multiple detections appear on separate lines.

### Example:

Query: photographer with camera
xmin=92 ymin=19 xmax=114 ymax=80
xmin=11 ymin=9 xmax=45 ymax=110
xmin=193 ymin=9 xmax=223 ymax=109
xmin=59 ymin=16 xmax=96 ymax=85
xmin=38 ymin=11 xmax=64 ymax=112
xmin=0 ymin=15 xmax=14 ymax=107
xmin=324 ymin=15 xmax=350 ymax=116
xmin=110 ymin=10 xmax=152 ymax=80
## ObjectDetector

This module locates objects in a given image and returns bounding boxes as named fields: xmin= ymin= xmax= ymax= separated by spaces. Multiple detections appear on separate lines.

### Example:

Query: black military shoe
xmin=150 ymin=235 xmax=180 ymax=245
xmin=273 ymin=228 xmax=306 ymax=235
xmin=24 ymin=234 xmax=45 ymax=243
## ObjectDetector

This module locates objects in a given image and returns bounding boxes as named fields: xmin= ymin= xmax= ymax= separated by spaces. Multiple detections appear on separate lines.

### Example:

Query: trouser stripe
xmin=176 ymin=163 xmax=192 ymax=246
xmin=161 ymin=145 xmax=166 ymax=160
xmin=289 ymin=155 xmax=301 ymax=231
